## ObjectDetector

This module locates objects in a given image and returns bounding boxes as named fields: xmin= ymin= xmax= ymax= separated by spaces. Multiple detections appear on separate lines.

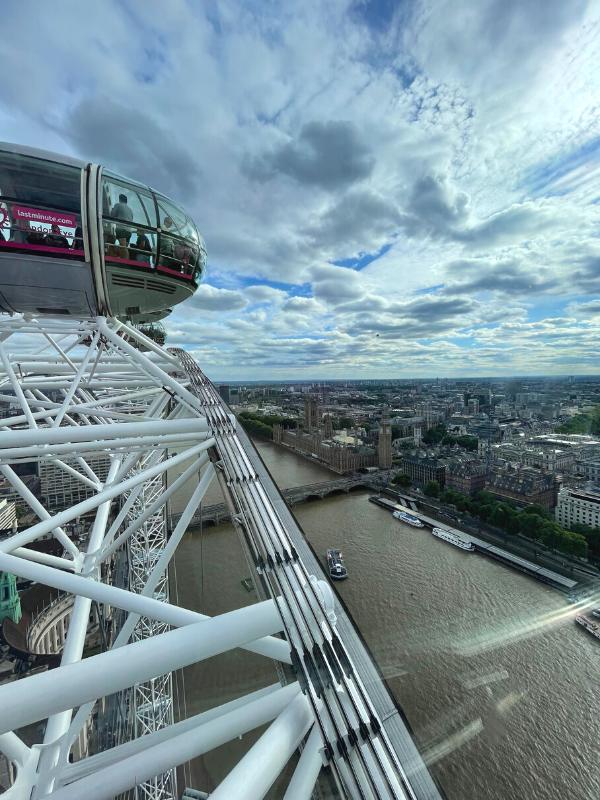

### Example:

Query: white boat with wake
xmin=432 ymin=527 xmax=474 ymax=551
xmin=326 ymin=548 xmax=348 ymax=580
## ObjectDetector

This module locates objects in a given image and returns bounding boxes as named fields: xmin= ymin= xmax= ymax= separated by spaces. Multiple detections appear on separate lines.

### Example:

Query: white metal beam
xmin=0 ymin=733 xmax=30 ymax=767
xmin=36 ymin=457 xmax=122 ymax=795
xmin=0 ymin=551 xmax=291 ymax=663
xmin=0 ymin=440 xmax=214 ymax=553
xmin=0 ymin=465 xmax=80 ymax=560
xmin=47 ymin=684 xmax=303 ymax=800
xmin=209 ymin=694 xmax=314 ymax=800
xmin=0 ymin=600 xmax=284 ymax=733
xmin=59 ymin=683 xmax=292 ymax=782
xmin=0 ymin=418 xmax=207 ymax=449
xmin=282 ymin=725 xmax=324 ymax=800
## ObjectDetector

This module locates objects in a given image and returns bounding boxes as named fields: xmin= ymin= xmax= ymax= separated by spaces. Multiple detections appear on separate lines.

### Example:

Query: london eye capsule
xmin=0 ymin=142 xmax=205 ymax=322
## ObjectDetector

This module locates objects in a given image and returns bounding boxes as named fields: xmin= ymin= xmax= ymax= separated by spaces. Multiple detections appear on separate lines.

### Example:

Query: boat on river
xmin=575 ymin=614 xmax=600 ymax=641
xmin=326 ymin=548 xmax=348 ymax=580
xmin=392 ymin=510 xmax=424 ymax=528
xmin=432 ymin=527 xmax=474 ymax=551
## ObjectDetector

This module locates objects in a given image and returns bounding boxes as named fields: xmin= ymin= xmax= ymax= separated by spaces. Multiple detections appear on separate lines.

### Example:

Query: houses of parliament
xmin=272 ymin=395 xmax=392 ymax=474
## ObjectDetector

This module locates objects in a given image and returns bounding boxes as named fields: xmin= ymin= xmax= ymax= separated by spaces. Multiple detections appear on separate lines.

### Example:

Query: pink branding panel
xmin=13 ymin=205 xmax=77 ymax=228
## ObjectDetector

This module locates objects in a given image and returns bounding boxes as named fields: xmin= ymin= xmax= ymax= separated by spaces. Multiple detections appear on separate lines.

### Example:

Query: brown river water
xmin=170 ymin=439 xmax=599 ymax=799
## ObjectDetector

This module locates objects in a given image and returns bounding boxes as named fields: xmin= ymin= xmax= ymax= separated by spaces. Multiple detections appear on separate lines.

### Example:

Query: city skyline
xmin=216 ymin=374 xmax=593 ymax=385
xmin=3 ymin=1 xmax=600 ymax=380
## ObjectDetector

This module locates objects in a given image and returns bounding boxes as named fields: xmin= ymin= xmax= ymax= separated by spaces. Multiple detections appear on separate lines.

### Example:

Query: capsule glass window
xmin=154 ymin=193 xmax=197 ymax=241
xmin=0 ymin=151 xmax=81 ymax=212
xmin=101 ymin=173 xmax=157 ymax=229
xmin=0 ymin=151 xmax=82 ymax=252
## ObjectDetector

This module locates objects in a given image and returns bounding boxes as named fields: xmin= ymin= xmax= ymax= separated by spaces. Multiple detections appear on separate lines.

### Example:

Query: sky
xmin=1 ymin=0 xmax=600 ymax=380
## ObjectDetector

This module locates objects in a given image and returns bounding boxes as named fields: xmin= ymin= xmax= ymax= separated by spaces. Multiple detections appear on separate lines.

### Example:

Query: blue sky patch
xmin=521 ymin=135 xmax=600 ymax=198
xmin=413 ymin=283 xmax=445 ymax=296
xmin=332 ymin=242 xmax=392 ymax=271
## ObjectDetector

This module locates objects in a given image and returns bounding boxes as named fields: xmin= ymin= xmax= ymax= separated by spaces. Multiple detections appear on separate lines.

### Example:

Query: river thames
xmin=171 ymin=439 xmax=599 ymax=799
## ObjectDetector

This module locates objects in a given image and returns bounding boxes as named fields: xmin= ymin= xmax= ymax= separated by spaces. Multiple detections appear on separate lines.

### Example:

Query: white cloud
xmin=189 ymin=285 xmax=247 ymax=312
xmin=2 ymin=0 xmax=599 ymax=378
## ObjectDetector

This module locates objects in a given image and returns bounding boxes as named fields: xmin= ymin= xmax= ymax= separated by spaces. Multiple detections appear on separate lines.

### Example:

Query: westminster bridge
xmin=169 ymin=473 xmax=390 ymax=528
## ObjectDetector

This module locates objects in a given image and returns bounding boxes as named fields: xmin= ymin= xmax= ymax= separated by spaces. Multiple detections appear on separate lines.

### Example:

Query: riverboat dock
xmin=370 ymin=495 xmax=419 ymax=513
xmin=369 ymin=496 xmax=577 ymax=592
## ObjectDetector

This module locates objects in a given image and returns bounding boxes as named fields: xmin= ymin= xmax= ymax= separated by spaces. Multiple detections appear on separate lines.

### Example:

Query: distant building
xmin=494 ymin=444 xmax=575 ymax=474
xmin=445 ymin=462 xmax=488 ymax=496
xmin=0 ymin=571 xmax=21 ymax=624
xmin=40 ymin=454 xmax=111 ymax=511
xmin=377 ymin=408 xmax=392 ymax=469
xmin=531 ymin=434 xmax=600 ymax=457
xmin=303 ymin=395 xmax=320 ymax=432
xmin=218 ymin=385 xmax=231 ymax=404
xmin=555 ymin=486 xmax=600 ymax=530
xmin=399 ymin=455 xmax=446 ymax=487
xmin=0 ymin=498 xmax=16 ymax=532
xmin=519 ymin=448 xmax=574 ymax=473
xmin=273 ymin=424 xmax=377 ymax=474
xmin=579 ymin=459 xmax=600 ymax=485
xmin=417 ymin=401 xmax=436 ymax=430
xmin=486 ymin=466 xmax=557 ymax=510
xmin=0 ymin=473 xmax=40 ymax=515
xmin=468 ymin=418 xmax=500 ymax=441
xmin=323 ymin=414 xmax=334 ymax=439
xmin=467 ymin=398 xmax=479 ymax=415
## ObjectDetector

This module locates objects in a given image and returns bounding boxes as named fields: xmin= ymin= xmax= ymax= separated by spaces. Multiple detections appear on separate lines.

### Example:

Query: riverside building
xmin=445 ymin=461 xmax=488 ymax=496
xmin=555 ymin=486 xmax=600 ymax=530
xmin=399 ymin=454 xmax=446 ymax=487
xmin=486 ymin=465 xmax=558 ymax=511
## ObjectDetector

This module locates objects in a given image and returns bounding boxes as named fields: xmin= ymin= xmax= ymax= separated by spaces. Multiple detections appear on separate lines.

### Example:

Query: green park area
xmin=237 ymin=410 xmax=297 ymax=439
xmin=556 ymin=406 xmax=600 ymax=436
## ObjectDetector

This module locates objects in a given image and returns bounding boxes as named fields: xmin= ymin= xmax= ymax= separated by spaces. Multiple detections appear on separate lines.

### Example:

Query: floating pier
xmin=370 ymin=495 xmax=578 ymax=592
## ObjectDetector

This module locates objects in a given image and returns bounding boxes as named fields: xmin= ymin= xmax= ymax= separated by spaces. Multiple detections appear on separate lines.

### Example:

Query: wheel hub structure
xmin=0 ymin=314 xmax=415 ymax=800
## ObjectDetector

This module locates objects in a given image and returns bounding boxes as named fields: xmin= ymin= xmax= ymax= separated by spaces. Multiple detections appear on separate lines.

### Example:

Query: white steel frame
xmin=0 ymin=314 xmax=412 ymax=800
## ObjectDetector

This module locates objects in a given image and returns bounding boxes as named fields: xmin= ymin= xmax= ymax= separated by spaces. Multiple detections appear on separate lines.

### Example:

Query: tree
xmin=238 ymin=411 xmax=296 ymax=433
xmin=556 ymin=406 xmax=600 ymax=436
xmin=522 ymin=505 xmax=550 ymax=519
xmin=561 ymin=531 xmax=588 ymax=558
xmin=455 ymin=435 xmax=478 ymax=451
xmin=422 ymin=424 xmax=446 ymax=445
xmin=518 ymin=512 xmax=543 ymax=540
xmin=424 ymin=480 xmax=440 ymax=498
xmin=506 ymin=509 xmax=521 ymax=535
xmin=438 ymin=482 xmax=594 ymax=562
xmin=393 ymin=473 xmax=412 ymax=487
xmin=339 ymin=416 xmax=353 ymax=429
xmin=490 ymin=504 xmax=510 ymax=529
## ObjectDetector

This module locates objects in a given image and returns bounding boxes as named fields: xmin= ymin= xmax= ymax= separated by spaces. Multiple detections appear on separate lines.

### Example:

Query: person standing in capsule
xmin=110 ymin=193 xmax=133 ymax=258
